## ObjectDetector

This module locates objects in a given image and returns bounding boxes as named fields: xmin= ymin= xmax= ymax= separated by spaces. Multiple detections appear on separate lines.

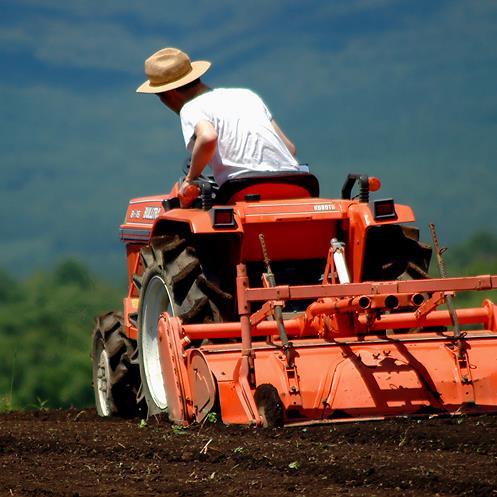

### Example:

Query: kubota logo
xmin=313 ymin=204 xmax=336 ymax=212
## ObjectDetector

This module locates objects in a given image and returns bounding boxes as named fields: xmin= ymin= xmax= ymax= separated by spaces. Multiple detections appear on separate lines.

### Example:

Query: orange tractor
xmin=92 ymin=172 xmax=497 ymax=426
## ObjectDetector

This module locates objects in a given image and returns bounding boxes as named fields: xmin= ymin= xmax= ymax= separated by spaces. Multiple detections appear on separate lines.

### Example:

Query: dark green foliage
xmin=444 ymin=232 xmax=497 ymax=308
xmin=446 ymin=232 xmax=497 ymax=276
xmin=0 ymin=259 xmax=122 ymax=410
xmin=0 ymin=270 xmax=21 ymax=303
xmin=53 ymin=259 xmax=93 ymax=289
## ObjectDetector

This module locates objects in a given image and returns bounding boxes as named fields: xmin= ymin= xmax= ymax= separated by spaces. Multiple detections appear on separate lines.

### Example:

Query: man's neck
xmin=182 ymin=82 xmax=212 ymax=104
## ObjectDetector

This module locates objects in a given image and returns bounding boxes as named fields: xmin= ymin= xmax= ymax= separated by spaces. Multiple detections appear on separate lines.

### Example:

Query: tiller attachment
xmin=155 ymin=238 xmax=497 ymax=426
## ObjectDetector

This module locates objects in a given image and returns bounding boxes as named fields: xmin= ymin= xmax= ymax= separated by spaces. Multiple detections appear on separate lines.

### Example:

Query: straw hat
xmin=136 ymin=47 xmax=211 ymax=94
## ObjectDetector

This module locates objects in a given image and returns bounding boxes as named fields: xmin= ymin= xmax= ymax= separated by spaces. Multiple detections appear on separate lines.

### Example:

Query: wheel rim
xmin=141 ymin=274 xmax=173 ymax=410
xmin=95 ymin=344 xmax=112 ymax=416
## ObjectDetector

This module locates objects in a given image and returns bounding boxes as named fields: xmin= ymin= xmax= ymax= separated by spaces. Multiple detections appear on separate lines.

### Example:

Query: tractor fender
xmin=121 ymin=201 xmax=242 ymax=243
xmin=152 ymin=210 xmax=243 ymax=238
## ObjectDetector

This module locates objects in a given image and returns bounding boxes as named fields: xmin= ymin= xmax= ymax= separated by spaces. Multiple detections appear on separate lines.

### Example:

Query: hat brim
xmin=136 ymin=60 xmax=211 ymax=94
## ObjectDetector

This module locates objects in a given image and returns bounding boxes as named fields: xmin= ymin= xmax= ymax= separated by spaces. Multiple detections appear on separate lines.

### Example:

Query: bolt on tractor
xmin=92 ymin=171 xmax=497 ymax=427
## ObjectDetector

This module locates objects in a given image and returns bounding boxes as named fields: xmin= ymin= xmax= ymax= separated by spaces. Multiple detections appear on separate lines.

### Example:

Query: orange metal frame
xmin=120 ymin=189 xmax=418 ymax=341
xmin=119 ymin=181 xmax=497 ymax=426
xmin=154 ymin=265 xmax=497 ymax=426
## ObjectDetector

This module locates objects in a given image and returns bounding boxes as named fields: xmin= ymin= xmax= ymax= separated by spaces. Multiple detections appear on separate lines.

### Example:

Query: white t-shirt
xmin=180 ymin=88 xmax=300 ymax=186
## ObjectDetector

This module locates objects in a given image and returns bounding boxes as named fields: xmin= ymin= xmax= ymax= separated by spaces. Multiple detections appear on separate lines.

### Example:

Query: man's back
xmin=180 ymin=88 xmax=299 ymax=185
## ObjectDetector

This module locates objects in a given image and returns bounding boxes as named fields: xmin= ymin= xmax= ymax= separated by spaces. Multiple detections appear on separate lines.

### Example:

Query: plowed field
xmin=1 ymin=409 xmax=497 ymax=496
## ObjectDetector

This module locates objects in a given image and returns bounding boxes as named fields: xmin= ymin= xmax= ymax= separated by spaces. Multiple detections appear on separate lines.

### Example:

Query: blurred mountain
xmin=1 ymin=0 xmax=496 ymax=278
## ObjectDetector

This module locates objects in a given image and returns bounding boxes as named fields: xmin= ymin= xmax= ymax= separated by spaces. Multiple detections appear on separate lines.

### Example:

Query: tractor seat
xmin=214 ymin=171 xmax=320 ymax=205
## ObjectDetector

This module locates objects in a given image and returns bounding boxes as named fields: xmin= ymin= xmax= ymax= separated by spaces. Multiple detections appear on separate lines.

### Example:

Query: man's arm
xmin=271 ymin=119 xmax=297 ymax=157
xmin=184 ymin=120 xmax=218 ymax=182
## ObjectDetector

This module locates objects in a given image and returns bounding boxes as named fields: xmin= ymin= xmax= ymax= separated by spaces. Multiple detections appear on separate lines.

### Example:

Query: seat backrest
xmin=215 ymin=171 xmax=320 ymax=204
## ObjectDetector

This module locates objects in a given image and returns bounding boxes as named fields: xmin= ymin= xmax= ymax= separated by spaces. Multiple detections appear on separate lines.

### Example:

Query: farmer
xmin=136 ymin=47 xmax=300 ymax=191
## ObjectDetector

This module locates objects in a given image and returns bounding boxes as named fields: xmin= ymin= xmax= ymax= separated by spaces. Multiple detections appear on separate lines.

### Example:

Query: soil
xmin=1 ymin=409 xmax=497 ymax=497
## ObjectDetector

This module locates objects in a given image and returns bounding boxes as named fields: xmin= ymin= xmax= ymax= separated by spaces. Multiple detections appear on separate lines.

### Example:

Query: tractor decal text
xmin=130 ymin=209 xmax=142 ymax=219
xmin=143 ymin=206 xmax=161 ymax=220
xmin=313 ymin=203 xmax=336 ymax=212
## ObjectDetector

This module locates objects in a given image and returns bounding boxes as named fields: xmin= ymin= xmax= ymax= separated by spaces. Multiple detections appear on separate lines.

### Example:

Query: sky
xmin=1 ymin=0 xmax=496 ymax=278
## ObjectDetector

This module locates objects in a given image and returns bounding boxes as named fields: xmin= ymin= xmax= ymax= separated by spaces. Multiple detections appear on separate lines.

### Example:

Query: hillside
xmin=1 ymin=1 xmax=496 ymax=278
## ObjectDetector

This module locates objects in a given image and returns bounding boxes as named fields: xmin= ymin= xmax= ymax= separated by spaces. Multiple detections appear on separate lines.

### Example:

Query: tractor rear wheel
xmin=91 ymin=311 xmax=142 ymax=417
xmin=134 ymin=235 xmax=230 ymax=417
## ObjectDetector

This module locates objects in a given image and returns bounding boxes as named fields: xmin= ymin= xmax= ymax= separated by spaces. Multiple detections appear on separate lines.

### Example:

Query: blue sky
xmin=1 ymin=0 xmax=496 ymax=276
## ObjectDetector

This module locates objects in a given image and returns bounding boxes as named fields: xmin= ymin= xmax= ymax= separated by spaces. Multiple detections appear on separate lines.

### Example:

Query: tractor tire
xmin=91 ymin=311 xmax=142 ymax=418
xmin=133 ymin=235 xmax=230 ymax=417
xmin=362 ymin=225 xmax=432 ymax=282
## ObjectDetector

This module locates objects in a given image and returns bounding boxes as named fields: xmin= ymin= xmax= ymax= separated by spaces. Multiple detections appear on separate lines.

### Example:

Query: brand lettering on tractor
xmin=143 ymin=206 xmax=161 ymax=220
xmin=130 ymin=209 xmax=142 ymax=219
xmin=314 ymin=203 xmax=336 ymax=212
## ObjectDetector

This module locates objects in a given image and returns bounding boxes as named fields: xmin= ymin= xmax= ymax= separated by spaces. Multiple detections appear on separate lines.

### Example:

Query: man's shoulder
xmin=181 ymin=90 xmax=215 ymax=116
xmin=218 ymin=88 xmax=261 ymax=99
xmin=181 ymin=88 xmax=266 ymax=122
xmin=213 ymin=87 xmax=253 ymax=95
xmin=184 ymin=88 xmax=258 ymax=108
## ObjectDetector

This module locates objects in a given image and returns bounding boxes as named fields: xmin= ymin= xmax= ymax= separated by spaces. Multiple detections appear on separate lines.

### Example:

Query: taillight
xmin=212 ymin=208 xmax=236 ymax=228
xmin=371 ymin=198 xmax=397 ymax=220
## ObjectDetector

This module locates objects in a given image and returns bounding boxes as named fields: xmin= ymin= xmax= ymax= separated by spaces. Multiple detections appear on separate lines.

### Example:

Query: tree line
xmin=0 ymin=232 xmax=496 ymax=411
xmin=0 ymin=260 xmax=122 ymax=411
